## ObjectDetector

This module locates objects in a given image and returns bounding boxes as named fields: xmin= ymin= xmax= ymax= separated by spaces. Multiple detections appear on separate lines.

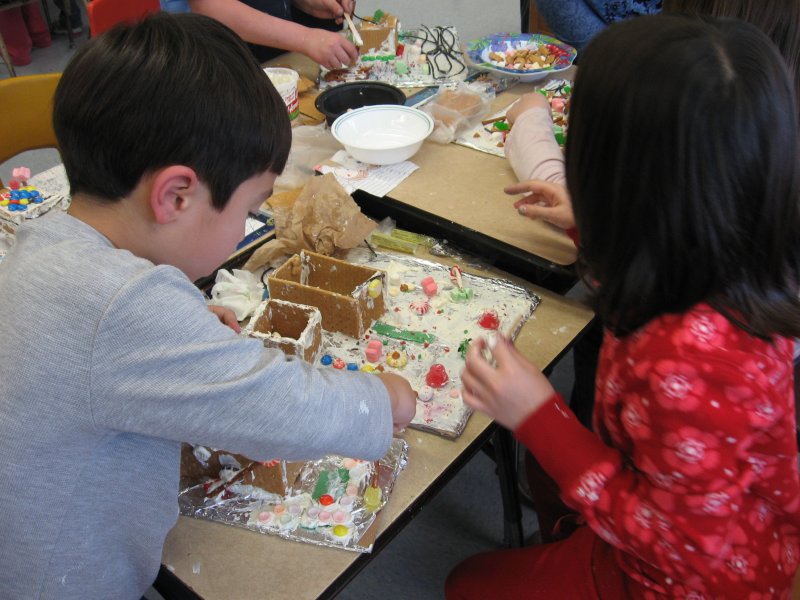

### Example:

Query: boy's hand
xmin=208 ymin=305 xmax=241 ymax=333
xmin=505 ymin=179 xmax=576 ymax=230
xmin=506 ymin=92 xmax=550 ymax=125
xmin=305 ymin=29 xmax=359 ymax=69
xmin=461 ymin=336 xmax=556 ymax=431
xmin=376 ymin=373 xmax=417 ymax=432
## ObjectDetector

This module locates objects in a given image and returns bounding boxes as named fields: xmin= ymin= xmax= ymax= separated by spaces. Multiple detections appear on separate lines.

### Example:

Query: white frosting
xmin=192 ymin=445 xmax=211 ymax=465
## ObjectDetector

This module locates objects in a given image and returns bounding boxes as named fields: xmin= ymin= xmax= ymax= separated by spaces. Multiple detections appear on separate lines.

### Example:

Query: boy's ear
xmin=149 ymin=166 xmax=205 ymax=224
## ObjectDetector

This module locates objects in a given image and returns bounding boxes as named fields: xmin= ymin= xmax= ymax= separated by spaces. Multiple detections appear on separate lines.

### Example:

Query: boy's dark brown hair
xmin=568 ymin=15 xmax=800 ymax=339
xmin=54 ymin=12 xmax=291 ymax=210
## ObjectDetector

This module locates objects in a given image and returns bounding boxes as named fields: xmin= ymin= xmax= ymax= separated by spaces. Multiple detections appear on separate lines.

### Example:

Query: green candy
xmin=372 ymin=321 xmax=436 ymax=344
xmin=450 ymin=288 xmax=474 ymax=303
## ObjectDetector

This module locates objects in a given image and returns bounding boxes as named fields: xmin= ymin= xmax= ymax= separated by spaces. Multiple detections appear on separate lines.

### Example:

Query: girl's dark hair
xmin=663 ymin=0 xmax=800 ymax=106
xmin=567 ymin=14 xmax=800 ymax=338
xmin=53 ymin=12 xmax=291 ymax=210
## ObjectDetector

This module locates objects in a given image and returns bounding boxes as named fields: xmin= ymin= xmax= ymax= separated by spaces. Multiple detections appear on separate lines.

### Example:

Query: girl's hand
xmin=208 ymin=305 xmax=241 ymax=333
xmin=505 ymin=179 xmax=576 ymax=230
xmin=305 ymin=29 xmax=359 ymax=69
xmin=506 ymin=92 xmax=550 ymax=125
xmin=461 ymin=336 xmax=556 ymax=430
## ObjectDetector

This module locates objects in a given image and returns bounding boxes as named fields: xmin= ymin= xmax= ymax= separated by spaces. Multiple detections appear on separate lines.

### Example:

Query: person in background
xmin=52 ymin=0 xmax=85 ymax=36
xmin=448 ymin=14 xmax=800 ymax=599
xmin=161 ymin=0 xmax=358 ymax=69
xmin=0 ymin=13 xmax=415 ymax=599
xmin=0 ymin=2 xmax=51 ymax=66
xmin=533 ymin=0 xmax=661 ymax=51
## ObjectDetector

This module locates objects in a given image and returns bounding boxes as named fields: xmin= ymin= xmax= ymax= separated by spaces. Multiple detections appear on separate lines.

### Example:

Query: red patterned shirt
xmin=517 ymin=303 xmax=800 ymax=598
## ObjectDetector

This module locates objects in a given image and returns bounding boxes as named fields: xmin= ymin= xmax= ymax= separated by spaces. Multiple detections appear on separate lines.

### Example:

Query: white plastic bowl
xmin=331 ymin=105 xmax=434 ymax=165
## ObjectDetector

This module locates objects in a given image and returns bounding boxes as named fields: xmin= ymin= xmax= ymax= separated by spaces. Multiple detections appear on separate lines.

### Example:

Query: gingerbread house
xmin=180 ymin=444 xmax=303 ymax=498
xmin=267 ymin=251 xmax=386 ymax=338
xmin=357 ymin=12 xmax=399 ymax=55
xmin=245 ymin=299 xmax=323 ymax=363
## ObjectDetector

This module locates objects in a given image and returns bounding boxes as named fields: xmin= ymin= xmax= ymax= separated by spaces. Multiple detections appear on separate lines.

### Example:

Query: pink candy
xmin=421 ymin=276 xmax=438 ymax=297
xmin=365 ymin=339 xmax=383 ymax=363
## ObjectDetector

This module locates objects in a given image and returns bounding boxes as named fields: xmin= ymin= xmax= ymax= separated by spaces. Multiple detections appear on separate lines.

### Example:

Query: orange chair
xmin=86 ymin=0 xmax=159 ymax=37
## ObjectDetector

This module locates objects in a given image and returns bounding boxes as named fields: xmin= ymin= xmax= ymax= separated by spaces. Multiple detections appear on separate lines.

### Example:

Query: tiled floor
xmin=3 ymin=27 xmax=584 ymax=599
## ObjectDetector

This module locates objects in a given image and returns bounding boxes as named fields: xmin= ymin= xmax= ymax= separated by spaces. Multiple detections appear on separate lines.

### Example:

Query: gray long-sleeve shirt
xmin=0 ymin=211 xmax=393 ymax=599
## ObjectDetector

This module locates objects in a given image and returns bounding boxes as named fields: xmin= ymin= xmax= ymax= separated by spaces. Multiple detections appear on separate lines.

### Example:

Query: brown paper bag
xmin=243 ymin=174 xmax=376 ymax=270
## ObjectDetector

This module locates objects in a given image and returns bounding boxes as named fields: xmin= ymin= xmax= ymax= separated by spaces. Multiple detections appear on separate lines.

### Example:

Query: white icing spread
xmin=192 ymin=445 xmax=211 ymax=465
xmin=218 ymin=454 xmax=241 ymax=469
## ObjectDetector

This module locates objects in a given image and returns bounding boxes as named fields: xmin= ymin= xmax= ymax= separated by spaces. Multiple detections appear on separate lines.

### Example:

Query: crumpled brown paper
xmin=243 ymin=173 xmax=376 ymax=271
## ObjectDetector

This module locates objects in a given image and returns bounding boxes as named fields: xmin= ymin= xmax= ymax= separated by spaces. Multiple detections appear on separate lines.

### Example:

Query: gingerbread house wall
xmin=250 ymin=299 xmax=323 ymax=363
xmin=268 ymin=251 xmax=386 ymax=338
xmin=180 ymin=444 xmax=304 ymax=497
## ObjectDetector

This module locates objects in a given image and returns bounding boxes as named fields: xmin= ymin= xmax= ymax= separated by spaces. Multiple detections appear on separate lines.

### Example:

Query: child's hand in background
xmin=208 ymin=305 xmax=241 ymax=333
xmin=377 ymin=373 xmax=417 ymax=432
xmin=506 ymin=92 xmax=550 ymax=126
xmin=506 ymin=179 xmax=576 ymax=230
xmin=461 ymin=336 xmax=556 ymax=430
xmin=305 ymin=29 xmax=359 ymax=69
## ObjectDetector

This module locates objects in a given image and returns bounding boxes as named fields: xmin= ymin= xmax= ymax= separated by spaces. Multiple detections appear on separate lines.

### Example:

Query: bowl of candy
xmin=331 ymin=105 xmax=434 ymax=165
xmin=465 ymin=32 xmax=576 ymax=82
xmin=316 ymin=81 xmax=407 ymax=126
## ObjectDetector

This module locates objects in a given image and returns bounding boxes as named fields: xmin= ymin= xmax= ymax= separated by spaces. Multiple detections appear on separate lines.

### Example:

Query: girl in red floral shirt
xmin=447 ymin=14 xmax=800 ymax=600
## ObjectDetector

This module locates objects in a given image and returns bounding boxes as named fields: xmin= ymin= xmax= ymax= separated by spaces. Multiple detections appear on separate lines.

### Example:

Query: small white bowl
xmin=331 ymin=105 xmax=434 ymax=165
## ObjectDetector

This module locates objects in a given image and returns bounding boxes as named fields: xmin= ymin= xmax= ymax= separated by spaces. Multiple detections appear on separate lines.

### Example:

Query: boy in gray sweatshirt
xmin=0 ymin=13 xmax=415 ymax=599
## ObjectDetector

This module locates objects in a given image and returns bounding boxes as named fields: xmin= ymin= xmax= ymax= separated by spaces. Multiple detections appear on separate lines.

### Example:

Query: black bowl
xmin=315 ymin=82 xmax=406 ymax=126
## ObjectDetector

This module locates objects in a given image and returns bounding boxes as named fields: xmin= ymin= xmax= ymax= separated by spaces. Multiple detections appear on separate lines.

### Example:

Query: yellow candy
xmin=333 ymin=525 xmax=350 ymax=537
xmin=0 ymin=200 xmax=8 ymax=206
xmin=19 ymin=199 xmax=29 ymax=205
xmin=385 ymin=350 xmax=408 ymax=369
xmin=360 ymin=364 xmax=376 ymax=373
xmin=367 ymin=279 xmax=383 ymax=298
xmin=363 ymin=486 xmax=382 ymax=511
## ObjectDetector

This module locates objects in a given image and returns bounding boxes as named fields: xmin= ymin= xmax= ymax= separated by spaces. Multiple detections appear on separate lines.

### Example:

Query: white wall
xmin=355 ymin=0 xmax=523 ymax=44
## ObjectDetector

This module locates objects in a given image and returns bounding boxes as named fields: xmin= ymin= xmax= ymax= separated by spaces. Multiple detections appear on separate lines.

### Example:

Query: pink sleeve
xmin=504 ymin=107 xmax=566 ymax=185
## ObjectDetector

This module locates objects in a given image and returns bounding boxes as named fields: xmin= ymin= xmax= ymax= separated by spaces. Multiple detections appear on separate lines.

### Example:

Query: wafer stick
xmin=344 ymin=13 xmax=363 ymax=47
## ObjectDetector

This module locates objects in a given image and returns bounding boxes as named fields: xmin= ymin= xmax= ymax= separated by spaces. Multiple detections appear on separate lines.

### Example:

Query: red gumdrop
xmin=396 ymin=43 xmax=405 ymax=56
xmin=425 ymin=363 xmax=449 ymax=388
xmin=319 ymin=494 xmax=334 ymax=506
xmin=478 ymin=310 xmax=500 ymax=330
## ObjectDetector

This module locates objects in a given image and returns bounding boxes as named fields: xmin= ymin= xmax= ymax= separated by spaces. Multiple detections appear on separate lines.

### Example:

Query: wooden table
xmin=269 ymin=54 xmax=579 ymax=292
xmin=156 ymin=57 xmax=592 ymax=599
xmin=157 ymin=257 xmax=594 ymax=599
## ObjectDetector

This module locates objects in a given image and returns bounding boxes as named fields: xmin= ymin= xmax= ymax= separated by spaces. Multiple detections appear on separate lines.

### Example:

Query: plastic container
xmin=264 ymin=67 xmax=300 ymax=120
xmin=315 ymin=82 xmax=406 ymax=126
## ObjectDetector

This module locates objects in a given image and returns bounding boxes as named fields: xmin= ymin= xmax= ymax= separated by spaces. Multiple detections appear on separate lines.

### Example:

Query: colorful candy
xmin=365 ymin=339 xmax=383 ymax=363
xmin=421 ymin=276 xmax=438 ymax=297
xmin=425 ymin=364 xmax=449 ymax=388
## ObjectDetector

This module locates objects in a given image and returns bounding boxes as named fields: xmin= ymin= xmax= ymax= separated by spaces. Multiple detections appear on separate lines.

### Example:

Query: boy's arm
xmin=88 ymin=267 xmax=395 ymax=461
